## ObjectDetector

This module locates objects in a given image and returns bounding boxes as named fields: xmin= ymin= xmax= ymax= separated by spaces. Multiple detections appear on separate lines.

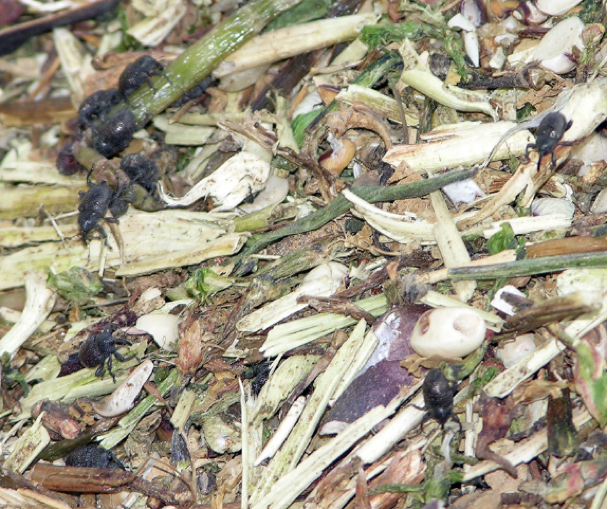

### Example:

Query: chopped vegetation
xmin=0 ymin=0 xmax=606 ymax=508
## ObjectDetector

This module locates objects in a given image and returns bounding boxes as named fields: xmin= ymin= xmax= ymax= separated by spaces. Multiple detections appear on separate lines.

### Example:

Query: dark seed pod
xmin=65 ymin=444 xmax=124 ymax=469
xmin=93 ymin=108 xmax=137 ymax=158
xmin=422 ymin=368 xmax=459 ymax=427
xmin=171 ymin=430 xmax=191 ymax=471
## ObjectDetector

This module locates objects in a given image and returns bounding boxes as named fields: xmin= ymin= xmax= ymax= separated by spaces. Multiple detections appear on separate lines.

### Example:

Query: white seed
xmin=460 ymin=0 xmax=483 ymax=27
xmin=530 ymin=197 xmax=576 ymax=218
xmin=533 ymin=17 xmax=584 ymax=74
xmin=448 ymin=13 xmax=476 ymax=32
xmin=535 ymin=0 xmax=583 ymax=16
xmin=591 ymin=188 xmax=607 ymax=215
xmin=490 ymin=47 xmax=507 ymax=70
xmin=463 ymin=32 xmax=480 ymax=68
xmin=410 ymin=307 xmax=486 ymax=358
xmin=442 ymin=178 xmax=485 ymax=205
xmin=496 ymin=334 xmax=537 ymax=368
xmin=136 ymin=313 xmax=179 ymax=350
xmin=93 ymin=360 xmax=153 ymax=417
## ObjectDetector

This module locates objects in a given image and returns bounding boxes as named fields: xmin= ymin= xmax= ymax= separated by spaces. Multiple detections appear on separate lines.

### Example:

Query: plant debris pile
xmin=0 ymin=0 xmax=606 ymax=508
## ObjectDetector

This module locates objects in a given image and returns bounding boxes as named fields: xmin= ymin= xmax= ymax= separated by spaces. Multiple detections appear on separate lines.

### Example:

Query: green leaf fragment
xmin=574 ymin=339 xmax=607 ymax=427
xmin=292 ymin=109 xmax=324 ymax=147
xmin=359 ymin=19 xmax=429 ymax=47
xmin=47 ymin=267 xmax=103 ymax=305
xmin=186 ymin=268 xmax=235 ymax=303
xmin=487 ymin=223 xmax=516 ymax=256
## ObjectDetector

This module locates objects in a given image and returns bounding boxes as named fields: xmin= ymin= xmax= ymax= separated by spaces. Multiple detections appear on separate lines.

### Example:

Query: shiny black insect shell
xmin=77 ymin=174 xmax=132 ymax=241
xmin=92 ymin=108 xmax=137 ymax=158
xmin=120 ymin=153 xmax=160 ymax=198
xmin=526 ymin=112 xmax=573 ymax=169
xmin=78 ymin=323 xmax=134 ymax=380
xmin=119 ymin=55 xmax=165 ymax=98
xmin=77 ymin=88 xmax=122 ymax=133
xmin=170 ymin=76 xmax=213 ymax=108
xmin=422 ymin=368 xmax=459 ymax=426
xmin=65 ymin=444 xmax=124 ymax=469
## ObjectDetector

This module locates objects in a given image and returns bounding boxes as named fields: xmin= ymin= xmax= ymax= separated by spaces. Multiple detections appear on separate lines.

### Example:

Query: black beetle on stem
xmin=119 ymin=55 xmax=166 ymax=101
xmin=77 ymin=88 xmax=122 ymax=134
xmin=92 ymin=108 xmax=137 ymax=158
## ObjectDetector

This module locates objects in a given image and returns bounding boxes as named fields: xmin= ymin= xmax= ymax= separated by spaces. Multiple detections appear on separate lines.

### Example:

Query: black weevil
xmin=170 ymin=76 xmax=214 ymax=108
xmin=92 ymin=108 xmax=137 ymax=158
xmin=78 ymin=167 xmax=133 ymax=243
xmin=526 ymin=111 xmax=573 ymax=171
xmin=420 ymin=368 xmax=460 ymax=428
xmin=77 ymin=88 xmax=122 ymax=134
xmin=120 ymin=153 xmax=160 ymax=200
xmin=119 ymin=55 xmax=165 ymax=100
xmin=65 ymin=444 xmax=124 ymax=469
xmin=78 ymin=323 xmax=135 ymax=381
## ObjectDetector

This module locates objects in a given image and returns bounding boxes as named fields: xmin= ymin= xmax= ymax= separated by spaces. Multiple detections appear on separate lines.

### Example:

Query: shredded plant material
xmin=0 ymin=0 xmax=606 ymax=508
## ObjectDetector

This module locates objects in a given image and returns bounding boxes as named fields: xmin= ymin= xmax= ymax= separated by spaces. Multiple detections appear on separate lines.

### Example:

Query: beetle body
xmin=93 ymin=108 xmax=137 ymax=158
xmin=78 ymin=323 xmax=134 ymax=380
xmin=120 ymin=153 xmax=160 ymax=199
xmin=78 ymin=88 xmax=122 ymax=133
xmin=78 ymin=181 xmax=114 ymax=237
xmin=422 ymin=368 xmax=460 ymax=427
xmin=119 ymin=55 xmax=165 ymax=99
xmin=65 ymin=444 xmax=124 ymax=469
xmin=77 ymin=175 xmax=133 ymax=243
xmin=526 ymin=112 xmax=573 ymax=170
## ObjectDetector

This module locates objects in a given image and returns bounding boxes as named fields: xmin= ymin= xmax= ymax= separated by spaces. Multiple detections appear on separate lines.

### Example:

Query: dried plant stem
xmin=240 ymin=167 xmax=476 ymax=257
xmin=429 ymin=183 xmax=476 ymax=302
xmin=462 ymin=406 xmax=593 ymax=481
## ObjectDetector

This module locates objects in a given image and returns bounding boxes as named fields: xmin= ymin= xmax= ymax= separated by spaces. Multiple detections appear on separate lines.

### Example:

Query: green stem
xmin=240 ymin=167 xmax=477 ymax=257
xmin=448 ymin=252 xmax=607 ymax=280
xmin=114 ymin=0 xmax=304 ymax=125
